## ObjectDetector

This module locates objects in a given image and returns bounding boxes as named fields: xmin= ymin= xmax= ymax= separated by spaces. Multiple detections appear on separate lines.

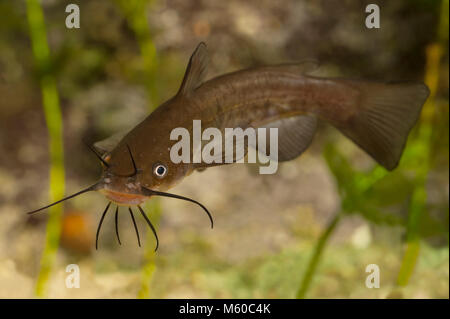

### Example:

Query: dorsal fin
xmin=177 ymin=42 xmax=209 ymax=96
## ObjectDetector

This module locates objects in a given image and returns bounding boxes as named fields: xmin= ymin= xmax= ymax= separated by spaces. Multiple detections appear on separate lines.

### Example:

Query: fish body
xmin=102 ymin=43 xmax=429 ymax=203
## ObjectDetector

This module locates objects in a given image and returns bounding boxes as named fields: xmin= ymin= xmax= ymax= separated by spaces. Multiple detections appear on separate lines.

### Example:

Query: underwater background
xmin=0 ymin=0 xmax=448 ymax=298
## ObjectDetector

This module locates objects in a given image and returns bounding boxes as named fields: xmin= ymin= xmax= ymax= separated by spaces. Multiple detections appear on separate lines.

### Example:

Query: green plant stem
xmin=296 ymin=213 xmax=341 ymax=299
xmin=397 ymin=0 xmax=447 ymax=286
xmin=26 ymin=0 xmax=65 ymax=297
xmin=137 ymin=201 xmax=161 ymax=298
xmin=116 ymin=0 xmax=159 ymax=103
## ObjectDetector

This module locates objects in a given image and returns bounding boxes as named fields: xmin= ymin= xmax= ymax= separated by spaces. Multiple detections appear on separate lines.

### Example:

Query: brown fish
xmin=28 ymin=43 xmax=430 ymax=250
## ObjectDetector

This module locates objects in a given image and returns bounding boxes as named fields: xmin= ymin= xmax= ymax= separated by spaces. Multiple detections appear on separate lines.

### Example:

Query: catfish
xmin=28 ymin=43 xmax=430 ymax=250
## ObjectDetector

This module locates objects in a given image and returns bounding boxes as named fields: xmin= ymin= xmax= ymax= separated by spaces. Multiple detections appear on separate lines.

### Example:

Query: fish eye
xmin=153 ymin=163 xmax=167 ymax=178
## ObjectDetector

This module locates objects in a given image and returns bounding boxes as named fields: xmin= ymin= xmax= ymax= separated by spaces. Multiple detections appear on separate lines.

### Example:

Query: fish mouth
xmin=100 ymin=189 xmax=149 ymax=206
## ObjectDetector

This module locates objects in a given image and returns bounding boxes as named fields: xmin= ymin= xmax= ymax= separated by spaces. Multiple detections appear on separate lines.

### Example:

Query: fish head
xmin=98 ymin=134 xmax=192 ymax=206
xmin=27 ymin=43 xmax=213 ymax=231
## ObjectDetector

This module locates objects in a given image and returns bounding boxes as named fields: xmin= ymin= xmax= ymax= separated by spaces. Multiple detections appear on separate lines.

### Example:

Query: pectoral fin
xmin=94 ymin=129 xmax=130 ymax=155
xmin=193 ymin=126 xmax=251 ymax=167
xmin=256 ymin=114 xmax=317 ymax=162
xmin=192 ymin=114 xmax=317 ymax=169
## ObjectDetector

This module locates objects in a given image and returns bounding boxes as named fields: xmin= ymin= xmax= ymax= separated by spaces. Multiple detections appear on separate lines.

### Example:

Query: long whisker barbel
xmin=95 ymin=204 xmax=158 ymax=249
xmin=128 ymin=207 xmax=141 ymax=247
xmin=142 ymin=186 xmax=214 ymax=229
xmin=96 ymin=201 xmax=111 ymax=250
xmin=26 ymin=183 xmax=100 ymax=215
xmin=137 ymin=205 xmax=159 ymax=251
xmin=115 ymin=206 xmax=121 ymax=245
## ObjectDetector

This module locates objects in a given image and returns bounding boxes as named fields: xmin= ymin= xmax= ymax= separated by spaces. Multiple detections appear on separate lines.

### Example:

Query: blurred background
xmin=0 ymin=0 xmax=448 ymax=298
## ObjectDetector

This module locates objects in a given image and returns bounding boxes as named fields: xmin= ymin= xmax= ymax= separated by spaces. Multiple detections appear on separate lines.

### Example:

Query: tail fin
xmin=337 ymin=81 xmax=430 ymax=170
